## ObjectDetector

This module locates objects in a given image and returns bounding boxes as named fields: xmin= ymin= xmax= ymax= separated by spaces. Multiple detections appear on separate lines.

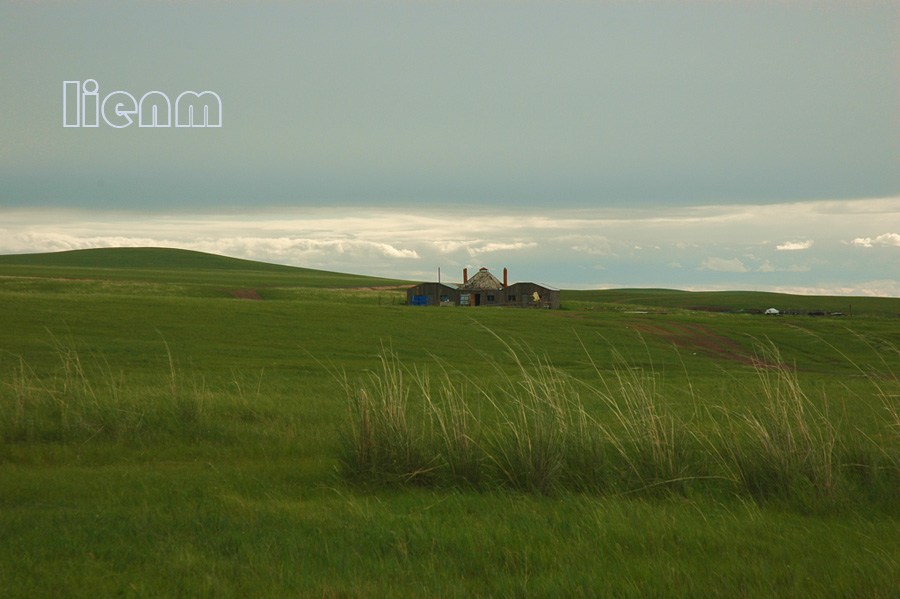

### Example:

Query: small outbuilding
xmin=406 ymin=282 xmax=460 ymax=306
xmin=504 ymin=282 xmax=561 ymax=310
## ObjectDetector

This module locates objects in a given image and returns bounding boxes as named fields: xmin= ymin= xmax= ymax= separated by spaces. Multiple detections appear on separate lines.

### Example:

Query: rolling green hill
xmin=566 ymin=288 xmax=900 ymax=318
xmin=0 ymin=247 xmax=297 ymax=270
xmin=0 ymin=247 xmax=412 ymax=289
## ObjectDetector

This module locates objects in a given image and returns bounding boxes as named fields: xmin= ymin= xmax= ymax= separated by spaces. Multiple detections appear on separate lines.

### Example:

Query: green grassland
xmin=0 ymin=247 xmax=412 ymax=289
xmin=2 ymin=249 xmax=900 ymax=597
xmin=566 ymin=287 xmax=897 ymax=317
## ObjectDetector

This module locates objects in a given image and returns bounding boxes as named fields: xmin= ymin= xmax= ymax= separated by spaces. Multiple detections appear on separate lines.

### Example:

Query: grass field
xmin=2 ymin=248 xmax=900 ymax=597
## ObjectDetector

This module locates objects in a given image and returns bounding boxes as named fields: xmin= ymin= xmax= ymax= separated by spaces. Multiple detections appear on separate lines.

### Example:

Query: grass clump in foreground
xmin=340 ymin=339 xmax=900 ymax=508
xmin=0 ymin=334 xmax=206 ymax=444
xmin=0 ymin=334 xmax=303 ymax=452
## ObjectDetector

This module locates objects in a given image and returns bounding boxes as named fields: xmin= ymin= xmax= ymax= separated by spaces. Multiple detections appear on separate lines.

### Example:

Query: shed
xmin=505 ymin=282 xmax=561 ymax=310
xmin=406 ymin=282 xmax=459 ymax=307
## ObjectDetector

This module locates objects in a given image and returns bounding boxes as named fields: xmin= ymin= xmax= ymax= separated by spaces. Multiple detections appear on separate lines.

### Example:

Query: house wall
xmin=461 ymin=289 xmax=503 ymax=307
xmin=406 ymin=283 xmax=459 ymax=306
xmin=505 ymin=283 xmax=561 ymax=309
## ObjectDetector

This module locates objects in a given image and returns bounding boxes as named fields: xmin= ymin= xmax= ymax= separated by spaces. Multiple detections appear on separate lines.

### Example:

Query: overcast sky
xmin=2 ymin=1 xmax=899 ymax=294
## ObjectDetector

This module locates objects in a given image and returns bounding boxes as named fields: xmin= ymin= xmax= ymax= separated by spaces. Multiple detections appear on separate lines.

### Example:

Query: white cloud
xmin=185 ymin=237 xmax=421 ymax=262
xmin=372 ymin=243 xmax=420 ymax=259
xmin=561 ymin=234 xmax=617 ymax=256
xmin=854 ymin=280 xmax=900 ymax=296
xmin=874 ymin=233 xmax=900 ymax=246
xmin=776 ymin=240 xmax=813 ymax=251
xmin=852 ymin=233 xmax=900 ymax=248
xmin=432 ymin=240 xmax=475 ymax=254
xmin=467 ymin=242 xmax=537 ymax=256
xmin=699 ymin=257 xmax=748 ymax=272
xmin=768 ymin=280 xmax=900 ymax=297
xmin=752 ymin=260 xmax=810 ymax=273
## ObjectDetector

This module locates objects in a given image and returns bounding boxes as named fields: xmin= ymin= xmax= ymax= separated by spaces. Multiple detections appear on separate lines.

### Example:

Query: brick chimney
xmin=503 ymin=267 xmax=508 ymax=288
xmin=463 ymin=268 xmax=468 ymax=284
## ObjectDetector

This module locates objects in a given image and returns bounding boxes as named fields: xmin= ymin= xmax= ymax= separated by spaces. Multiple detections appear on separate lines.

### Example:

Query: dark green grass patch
xmin=3 ymin=471 xmax=900 ymax=598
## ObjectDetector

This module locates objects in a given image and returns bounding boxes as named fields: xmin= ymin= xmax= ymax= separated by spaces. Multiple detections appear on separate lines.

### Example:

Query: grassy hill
xmin=0 ymin=247 xmax=412 ymax=289
xmin=0 ymin=247 xmax=296 ymax=270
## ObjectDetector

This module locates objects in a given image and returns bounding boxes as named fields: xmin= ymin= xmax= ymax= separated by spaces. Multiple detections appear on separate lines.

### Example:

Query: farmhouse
xmin=407 ymin=267 xmax=560 ymax=309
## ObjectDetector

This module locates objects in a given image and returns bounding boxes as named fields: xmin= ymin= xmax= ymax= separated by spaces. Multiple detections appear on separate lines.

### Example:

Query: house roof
xmin=407 ymin=282 xmax=459 ymax=291
xmin=459 ymin=267 xmax=503 ymax=291
xmin=508 ymin=281 xmax=560 ymax=292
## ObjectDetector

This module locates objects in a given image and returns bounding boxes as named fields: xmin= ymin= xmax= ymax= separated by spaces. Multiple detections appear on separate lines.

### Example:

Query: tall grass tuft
xmin=422 ymin=370 xmax=484 ymax=487
xmin=338 ymin=349 xmax=436 ymax=485
xmin=340 ymin=340 xmax=705 ymax=496
xmin=831 ymin=334 xmax=900 ymax=499
xmin=698 ymin=341 xmax=840 ymax=503
xmin=848 ymin=336 xmax=900 ymax=471
xmin=0 ymin=357 xmax=39 ymax=439
xmin=338 ymin=335 xmax=900 ymax=507
xmin=0 ymin=337 xmax=137 ymax=441
xmin=0 ymin=334 xmax=213 ymax=443
xmin=578 ymin=345 xmax=700 ymax=494
xmin=481 ymin=350 xmax=574 ymax=494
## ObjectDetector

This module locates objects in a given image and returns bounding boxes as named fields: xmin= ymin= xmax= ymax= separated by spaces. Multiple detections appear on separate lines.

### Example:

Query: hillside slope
xmin=0 ymin=247 xmax=411 ymax=288
xmin=565 ymin=288 xmax=900 ymax=318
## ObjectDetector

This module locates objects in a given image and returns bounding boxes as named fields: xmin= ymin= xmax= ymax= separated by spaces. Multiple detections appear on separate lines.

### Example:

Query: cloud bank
xmin=2 ymin=197 xmax=899 ymax=295
xmin=851 ymin=233 xmax=900 ymax=248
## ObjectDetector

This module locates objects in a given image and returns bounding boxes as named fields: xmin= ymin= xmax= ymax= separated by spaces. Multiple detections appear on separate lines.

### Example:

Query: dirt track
xmin=624 ymin=320 xmax=786 ymax=368
xmin=226 ymin=289 xmax=264 ymax=300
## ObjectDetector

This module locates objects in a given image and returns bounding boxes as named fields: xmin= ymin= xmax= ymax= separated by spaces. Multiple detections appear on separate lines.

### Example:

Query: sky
xmin=1 ymin=1 xmax=899 ymax=294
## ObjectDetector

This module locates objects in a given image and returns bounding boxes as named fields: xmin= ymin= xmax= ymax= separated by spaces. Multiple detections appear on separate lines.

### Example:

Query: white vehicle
xmin=764 ymin=308 xmax=780 ymax=315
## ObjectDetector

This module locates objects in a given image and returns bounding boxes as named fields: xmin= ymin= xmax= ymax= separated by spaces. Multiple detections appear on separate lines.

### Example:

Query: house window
xmin=440 ymin=294 xmax=450 ymax=303
xmin=460 ymin=293 xmax=470 ymax=306
xmin=508 ymin=295 xmax=516 ymax=302
xmin=486 ymin=295 xmax=495 ymax=302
